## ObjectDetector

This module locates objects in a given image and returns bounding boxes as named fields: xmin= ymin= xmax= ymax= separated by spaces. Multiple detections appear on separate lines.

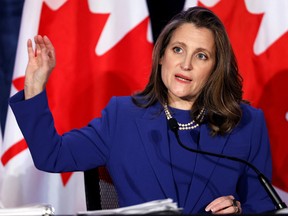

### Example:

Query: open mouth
xmin=175 ymin=74 xmax=192 ymax=82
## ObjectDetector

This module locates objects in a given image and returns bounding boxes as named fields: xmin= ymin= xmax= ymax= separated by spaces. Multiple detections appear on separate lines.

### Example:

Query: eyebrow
xmin=170 ymin=41 xmax=214 ymax=56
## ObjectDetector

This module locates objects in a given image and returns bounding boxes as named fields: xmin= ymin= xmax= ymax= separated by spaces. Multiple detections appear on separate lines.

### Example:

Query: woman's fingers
xmin=24 ymin=35 xmax=56 ymax=99
xmin=212 ymin=205 xmax=238 ymax=214
xmin=205 ymin=197 xmax=231 ymax=213
xmin=205 ymin=195 xmax=241 ymax=214
xmin=34 ymin=35 xmax=42 ymax=57
xmin=205 ymin=196 xmax=231 ymax=211
xmin=29 ymin=35 xmax=55 ymax=69
xmin=43 ymin=35 xmax=56 ymax=67
xmin=27 ymin=39 xmax=35 ymax=59
xmin=43 ymin=35 xmax=55 ymax=54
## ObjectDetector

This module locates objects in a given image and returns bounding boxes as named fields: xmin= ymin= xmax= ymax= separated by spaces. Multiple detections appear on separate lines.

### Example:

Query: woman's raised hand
xmin=24 ymin=35 xmax=56 ymax=99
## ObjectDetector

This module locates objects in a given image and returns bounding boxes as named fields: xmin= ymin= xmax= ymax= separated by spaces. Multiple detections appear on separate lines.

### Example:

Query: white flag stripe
xmin=2 ymin=103 xmax=23 ymax=154
xmin=12 ymin=0 xmax=43 ymax=80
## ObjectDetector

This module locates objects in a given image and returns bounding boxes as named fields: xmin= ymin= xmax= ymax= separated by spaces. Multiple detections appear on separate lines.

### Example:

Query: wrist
xmin=24 ymin=84 xmax=45 ymax=100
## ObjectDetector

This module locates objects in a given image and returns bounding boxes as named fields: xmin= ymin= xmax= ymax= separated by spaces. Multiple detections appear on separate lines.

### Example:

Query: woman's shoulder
xmin=108 ymin=96 xmax=136 ymax=108
xmin=240 ymin=102 xmax=264 ymax=114
xmin=105 ymin=96 xmax=145 ymax=114
xmin=106 ymin=96 xmax=161 ymax=116
xmin=239 ymin=102 xmax=266 ymax=124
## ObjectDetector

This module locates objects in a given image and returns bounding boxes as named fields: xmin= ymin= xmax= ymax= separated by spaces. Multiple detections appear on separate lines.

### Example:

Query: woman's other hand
xmin=205 ymin=195 xmax=242 ymax=214
xmin=24 ymin=35 xmax=56 ymax=99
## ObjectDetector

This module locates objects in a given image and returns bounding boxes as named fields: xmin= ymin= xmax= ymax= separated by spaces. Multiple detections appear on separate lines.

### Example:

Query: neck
xmin=167 ymin=99 xmax=193 ymax=110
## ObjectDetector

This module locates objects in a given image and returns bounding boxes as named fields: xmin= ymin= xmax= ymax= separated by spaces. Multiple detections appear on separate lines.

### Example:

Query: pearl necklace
xmin=163 ymin=103 xmax=205 ymax=130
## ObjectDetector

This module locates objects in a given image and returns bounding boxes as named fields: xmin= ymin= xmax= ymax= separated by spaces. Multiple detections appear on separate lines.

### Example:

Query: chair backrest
xmin=84 ymin=166 xmax=119 ymax=210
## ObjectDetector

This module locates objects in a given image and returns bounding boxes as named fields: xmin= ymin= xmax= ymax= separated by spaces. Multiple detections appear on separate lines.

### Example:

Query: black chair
xmin=84 ymin=166 xmax=119 ymax=210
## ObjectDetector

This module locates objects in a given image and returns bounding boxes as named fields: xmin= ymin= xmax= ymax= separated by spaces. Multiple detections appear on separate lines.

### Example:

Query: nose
xmin=180 ymin=56 xmax=192 ymax=71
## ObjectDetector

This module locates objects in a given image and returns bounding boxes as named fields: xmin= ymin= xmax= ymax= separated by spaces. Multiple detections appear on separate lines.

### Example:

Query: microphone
xmin=168 ymin=118 xmax=287 ymax=210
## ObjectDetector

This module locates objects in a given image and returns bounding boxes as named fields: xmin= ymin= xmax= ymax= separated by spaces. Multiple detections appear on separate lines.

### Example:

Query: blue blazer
xmin=10 ymin=90 xmax=275 ymax=214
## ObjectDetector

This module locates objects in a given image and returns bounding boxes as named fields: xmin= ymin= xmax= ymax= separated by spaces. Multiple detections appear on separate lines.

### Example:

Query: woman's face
xmin=160 ymin=23 xmax=216 ymax=109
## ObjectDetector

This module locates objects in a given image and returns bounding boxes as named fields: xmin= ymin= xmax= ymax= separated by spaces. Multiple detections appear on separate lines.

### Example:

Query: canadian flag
xmin=185 ymin=0 xmax=288 ymax=206
xmin=0 ymin=0 xmax=152 ymax=214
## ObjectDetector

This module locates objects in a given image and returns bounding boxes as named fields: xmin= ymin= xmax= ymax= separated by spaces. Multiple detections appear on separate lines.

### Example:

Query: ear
xmin=159 ymin=57 xmax=163 ymax=65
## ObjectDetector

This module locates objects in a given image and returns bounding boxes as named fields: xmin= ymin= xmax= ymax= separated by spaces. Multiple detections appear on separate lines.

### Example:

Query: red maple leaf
xmin=36 ymin=0 xmax=152 ymax=185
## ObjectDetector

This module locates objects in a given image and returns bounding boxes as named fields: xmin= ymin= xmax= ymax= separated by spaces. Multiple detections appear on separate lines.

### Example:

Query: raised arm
xmin=24 ymin=35 xmax=56 ymax=99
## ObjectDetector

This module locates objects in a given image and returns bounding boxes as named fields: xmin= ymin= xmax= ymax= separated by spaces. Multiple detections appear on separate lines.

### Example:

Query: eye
xmin=173 ymin=46 xmax=183 ymax=54
xmin=197 ymin=53 xmax=208 ymax=60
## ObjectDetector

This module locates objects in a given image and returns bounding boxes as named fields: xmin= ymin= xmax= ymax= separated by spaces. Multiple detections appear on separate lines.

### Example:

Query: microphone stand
xmin=168 ymin=118 xmax=287 ymax=210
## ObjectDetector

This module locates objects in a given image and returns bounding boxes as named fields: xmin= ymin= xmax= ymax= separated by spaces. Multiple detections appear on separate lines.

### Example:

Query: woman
xmin=10 ymin=6 xmax=275 ymax=214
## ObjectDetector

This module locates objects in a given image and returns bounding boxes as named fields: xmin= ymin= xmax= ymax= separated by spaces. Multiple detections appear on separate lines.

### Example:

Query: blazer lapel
xmin=184 ymin=123 xmax=230 ymax=213
xmin=135 ymin=104 xmax=177 ymax=202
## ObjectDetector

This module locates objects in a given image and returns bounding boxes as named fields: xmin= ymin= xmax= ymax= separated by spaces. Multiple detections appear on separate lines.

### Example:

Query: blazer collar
xmin=135 ymin=102 xmax=178 ymax=201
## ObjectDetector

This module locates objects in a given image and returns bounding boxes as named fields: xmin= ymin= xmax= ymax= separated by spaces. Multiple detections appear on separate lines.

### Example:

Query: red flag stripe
xmin=1 ymin=139 xmax=28 ymax=166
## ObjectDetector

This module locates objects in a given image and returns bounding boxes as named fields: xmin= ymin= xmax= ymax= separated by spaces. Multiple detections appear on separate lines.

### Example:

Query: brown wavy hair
xmin=133 ymin=6 xmax=245 ymax=136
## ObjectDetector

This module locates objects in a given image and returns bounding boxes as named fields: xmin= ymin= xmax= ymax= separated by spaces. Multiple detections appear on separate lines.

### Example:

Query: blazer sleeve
xmin=9 ymin=90 xmax=117 ymax=172
xmin=237 ymin=108 xmax=275 ymax=213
